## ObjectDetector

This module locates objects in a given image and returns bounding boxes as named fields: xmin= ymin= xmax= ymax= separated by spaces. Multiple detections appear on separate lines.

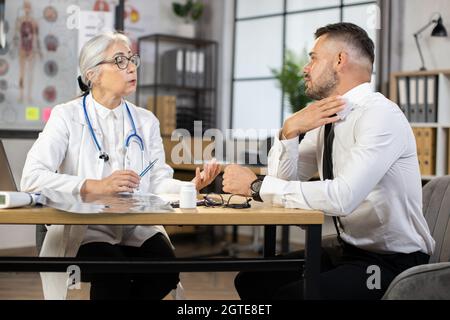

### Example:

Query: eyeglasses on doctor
xmin=96 ymin=54 xmax=141 ymax=70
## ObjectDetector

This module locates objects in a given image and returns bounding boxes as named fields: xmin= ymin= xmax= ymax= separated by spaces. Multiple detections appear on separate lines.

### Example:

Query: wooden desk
xmin=0 ymin=203 xmax=323 ymax=299
xmin=0 ymin=202 xmax=322 ymax=225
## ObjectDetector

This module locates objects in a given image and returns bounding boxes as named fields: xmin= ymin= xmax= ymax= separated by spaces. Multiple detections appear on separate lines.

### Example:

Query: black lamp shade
xmin=431 ymin=17 xmax=448 ymax=37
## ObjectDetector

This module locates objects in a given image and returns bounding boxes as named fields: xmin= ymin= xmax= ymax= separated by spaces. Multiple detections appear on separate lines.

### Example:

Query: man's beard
xmin=305 ymin=67 xmax=339 ymax=100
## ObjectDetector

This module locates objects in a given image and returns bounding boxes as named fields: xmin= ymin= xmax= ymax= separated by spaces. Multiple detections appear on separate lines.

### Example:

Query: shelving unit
xmin=390 ymin=69 xmax=450 ymax=179
xmin=136 ymin=34 xmax=219 ymax=136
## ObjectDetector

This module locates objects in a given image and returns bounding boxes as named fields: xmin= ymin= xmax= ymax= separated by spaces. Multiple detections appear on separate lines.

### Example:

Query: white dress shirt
xmin=260 ymin=83 xmax=435 ymax=255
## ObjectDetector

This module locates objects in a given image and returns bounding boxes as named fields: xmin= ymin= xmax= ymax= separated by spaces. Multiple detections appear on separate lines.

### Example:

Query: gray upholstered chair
xmin=382 ymin=175 xmax=450 ymax=300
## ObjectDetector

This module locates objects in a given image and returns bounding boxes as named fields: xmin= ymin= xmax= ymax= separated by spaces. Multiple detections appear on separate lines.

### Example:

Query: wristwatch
xmin=250 ymin=177 xmax=265 ymax=202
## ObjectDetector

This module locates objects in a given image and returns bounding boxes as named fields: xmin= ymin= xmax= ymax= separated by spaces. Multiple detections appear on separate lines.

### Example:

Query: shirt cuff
xmin=273 ymin=130 xmax=298 ymax=154
xmin=260 ymin=175 xmax=313 ymax=209
xmin=279 ymin=136 xmax=300 ymax=163
xmin=281 ymin=136 xmax=300 ymax=153
xmin=260 ymin=176 xmax=283 ymax=205
xmin=75 ymin=179 xmax=87 ymax=194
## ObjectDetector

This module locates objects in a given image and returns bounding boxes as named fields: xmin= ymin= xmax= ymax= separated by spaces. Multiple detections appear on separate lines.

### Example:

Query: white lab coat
xmin=21 ymin=94 xmax=185 ymax=300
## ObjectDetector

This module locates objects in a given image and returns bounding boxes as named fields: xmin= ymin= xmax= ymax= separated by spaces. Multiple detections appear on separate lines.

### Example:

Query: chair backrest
xmin=422 ymin=175 xmax=450 ymax=263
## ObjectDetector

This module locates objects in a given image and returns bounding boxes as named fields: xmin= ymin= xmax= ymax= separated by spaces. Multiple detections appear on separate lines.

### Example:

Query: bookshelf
xmin=136 ymin=34 xmax=218 ymax=137
xmin=390 ymin=69 xmax=450 ymax=179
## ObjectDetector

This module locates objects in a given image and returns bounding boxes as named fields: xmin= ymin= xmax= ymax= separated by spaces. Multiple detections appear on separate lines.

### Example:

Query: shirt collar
xmin=92 ymin=96 xmax=124 ymax=120
xmin=342 ymin=82 xmax=373 ymax=106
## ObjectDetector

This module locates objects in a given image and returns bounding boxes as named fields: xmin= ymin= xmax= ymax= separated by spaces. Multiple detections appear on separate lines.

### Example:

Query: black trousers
xmin=76 ymin=232 xmax=179 ymax=300
xmin=235 ymin=240 xmax=430 ymax=300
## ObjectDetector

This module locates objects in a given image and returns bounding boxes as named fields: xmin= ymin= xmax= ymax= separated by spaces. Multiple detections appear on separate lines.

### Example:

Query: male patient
xmin=222 ymin=22 xmax=434 ymax=300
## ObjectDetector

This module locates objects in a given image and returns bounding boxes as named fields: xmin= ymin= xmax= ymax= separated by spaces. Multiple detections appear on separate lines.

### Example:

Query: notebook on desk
xmin=0 ymin=140 xmax=18 ymax=192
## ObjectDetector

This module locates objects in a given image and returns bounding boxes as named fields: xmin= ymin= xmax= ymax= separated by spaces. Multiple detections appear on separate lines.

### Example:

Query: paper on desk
xmin=158 ymin=194 xmax=181 ymax=203
xmin=39 ymin=189 xmax=174 ymax=214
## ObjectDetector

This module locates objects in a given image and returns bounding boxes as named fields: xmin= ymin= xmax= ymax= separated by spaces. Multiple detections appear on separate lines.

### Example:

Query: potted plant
xmin=172 ymin=0 xmax=204 ymax=38
xmin=270 ymin=49 xmax=313 ymax=114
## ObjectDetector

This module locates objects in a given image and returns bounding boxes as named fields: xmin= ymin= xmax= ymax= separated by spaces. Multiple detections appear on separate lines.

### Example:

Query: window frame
xmin=230 ymin=0 xmax=380 ymax=130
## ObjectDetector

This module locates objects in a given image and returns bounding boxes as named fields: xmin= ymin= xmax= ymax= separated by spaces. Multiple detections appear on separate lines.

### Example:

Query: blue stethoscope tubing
xmin=82 ymin=94 xmax=144 ymax=162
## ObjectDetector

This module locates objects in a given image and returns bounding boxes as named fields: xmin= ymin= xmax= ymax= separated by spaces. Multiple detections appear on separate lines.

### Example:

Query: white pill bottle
xmin=179 ymin=182 xmax=197 ymax=209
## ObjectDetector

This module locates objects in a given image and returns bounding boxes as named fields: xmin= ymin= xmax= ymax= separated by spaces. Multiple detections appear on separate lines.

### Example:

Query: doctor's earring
xmin=87 ymin=80 xmax=92 ymax=89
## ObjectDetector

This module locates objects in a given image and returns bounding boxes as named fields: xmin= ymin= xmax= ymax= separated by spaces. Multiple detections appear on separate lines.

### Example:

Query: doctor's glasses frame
xmin=95 ymin=54 xmax=141 ymax=70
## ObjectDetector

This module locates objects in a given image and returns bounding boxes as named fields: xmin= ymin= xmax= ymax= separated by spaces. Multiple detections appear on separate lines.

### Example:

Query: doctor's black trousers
xmin=76 ymin=232 xmax=179 ymax=300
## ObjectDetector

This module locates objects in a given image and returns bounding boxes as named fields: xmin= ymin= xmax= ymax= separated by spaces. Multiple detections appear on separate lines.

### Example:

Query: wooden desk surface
xmin=0 ymin=201 xmax=323 ymax=226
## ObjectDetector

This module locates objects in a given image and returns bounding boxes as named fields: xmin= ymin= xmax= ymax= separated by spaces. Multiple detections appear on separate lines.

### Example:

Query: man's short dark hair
xmin=315 ymin=22 xmax=375 ymax=65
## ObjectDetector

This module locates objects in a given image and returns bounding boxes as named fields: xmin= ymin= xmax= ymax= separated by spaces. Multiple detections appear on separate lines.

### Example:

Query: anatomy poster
xmin=0 ymin=0 xmax=159 ymax=130
xmin=123 ymin=0 xmax=159 ymax=52
xmin=1 ymin=0 xmax=77 ymax=129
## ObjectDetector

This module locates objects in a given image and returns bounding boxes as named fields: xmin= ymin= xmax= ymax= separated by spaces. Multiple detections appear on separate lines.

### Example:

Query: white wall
xmin=399 ymin=0 xmax=450 ymax=71
xmin=197 ymin=0 xmax=235 ymax=131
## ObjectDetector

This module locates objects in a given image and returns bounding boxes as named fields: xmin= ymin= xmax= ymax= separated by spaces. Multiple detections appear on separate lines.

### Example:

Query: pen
xmin=139 ymin=159 xmax=158 ymax=178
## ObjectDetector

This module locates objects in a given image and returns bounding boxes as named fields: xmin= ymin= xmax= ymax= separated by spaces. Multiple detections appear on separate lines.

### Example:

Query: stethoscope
xmin=82 ymin=94 xmax=144 ymax=164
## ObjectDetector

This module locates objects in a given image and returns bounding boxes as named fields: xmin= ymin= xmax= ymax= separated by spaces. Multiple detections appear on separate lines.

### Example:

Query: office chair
xmin=382 ymin=175 xmax=450 ymax=299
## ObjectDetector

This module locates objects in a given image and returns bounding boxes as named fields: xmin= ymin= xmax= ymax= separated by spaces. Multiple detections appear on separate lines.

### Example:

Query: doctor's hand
xmin=81 ymin=170 xmax=140 ymax=195
xmin=281 ymin=96 xmax=346 ymax=139
xmin=192 ymin=159 xmax=221 ymax=192
xmin=222 ymin=164 xmax=257 ymax=197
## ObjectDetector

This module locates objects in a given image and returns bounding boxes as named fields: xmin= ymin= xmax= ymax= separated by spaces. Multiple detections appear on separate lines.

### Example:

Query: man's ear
xmin=335 ymin=51 xmax=348 ymax=71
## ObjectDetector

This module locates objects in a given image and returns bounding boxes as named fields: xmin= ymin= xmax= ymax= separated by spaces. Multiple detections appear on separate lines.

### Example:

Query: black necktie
xmin=322 ymin=123 xmax=343 ymax=243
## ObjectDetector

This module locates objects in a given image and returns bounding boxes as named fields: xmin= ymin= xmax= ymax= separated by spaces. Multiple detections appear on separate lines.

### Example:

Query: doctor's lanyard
xmin=82 ymin=94 xmax=145 ymax=162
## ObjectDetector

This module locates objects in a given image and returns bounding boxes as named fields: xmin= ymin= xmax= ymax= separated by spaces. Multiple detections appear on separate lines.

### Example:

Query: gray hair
xmin=79 ymin=32 xmax=131 ymax=86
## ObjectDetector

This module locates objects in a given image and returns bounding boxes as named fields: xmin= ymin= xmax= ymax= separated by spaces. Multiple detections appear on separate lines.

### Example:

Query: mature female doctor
xmin=20 ymin=32 xmax=220 ymax=300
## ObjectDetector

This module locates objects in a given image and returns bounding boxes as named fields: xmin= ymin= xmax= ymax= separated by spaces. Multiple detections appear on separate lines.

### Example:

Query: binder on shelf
xmin=390 ymin=69 xmax=450 ymax=179
xmin=197 ymin=50 xmax=206 ymax=88
xmin=136 ymin=34 xmax=218 ymax=135
xmin=184 ymin=50 xmax=197 ymax=88
xmin=184 ymin=50 xmax=190 ymax=87
xmin=416 ymin=76 xmax=426 ymax=123
xmin=397 ymin=76 xmax=409 ymax=120
xmin=161 ymin=49 xmax=184 ymax=86
xmin=425 ymin=75 xmax=438 ymax=123
xmin=408 ymin=77 xmax=418 ymax=123
xmin=191 ymin=50 xmax=198 ymax=88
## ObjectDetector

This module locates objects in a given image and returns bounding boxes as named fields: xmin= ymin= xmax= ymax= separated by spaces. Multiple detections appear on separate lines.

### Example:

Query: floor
xmin=0 ymin=231 xmax=276 ymax=300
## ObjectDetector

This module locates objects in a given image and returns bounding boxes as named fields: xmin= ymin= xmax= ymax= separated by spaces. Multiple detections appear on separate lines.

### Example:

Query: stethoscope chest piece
xmin=99 ymin=151 xmax=110 ymax=162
